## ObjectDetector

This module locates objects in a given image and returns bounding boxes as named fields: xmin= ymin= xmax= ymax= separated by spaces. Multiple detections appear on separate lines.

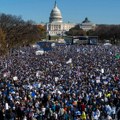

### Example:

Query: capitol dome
xmin=49 ymin=1 xmax=63 ymax=23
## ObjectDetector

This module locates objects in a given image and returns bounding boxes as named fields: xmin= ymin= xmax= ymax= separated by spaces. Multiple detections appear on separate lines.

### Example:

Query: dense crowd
xmin=0 ymin=44 xmax=120 ymax=120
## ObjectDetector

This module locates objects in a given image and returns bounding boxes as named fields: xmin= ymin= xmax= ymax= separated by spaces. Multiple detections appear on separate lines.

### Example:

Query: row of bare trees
xmin=0 ymin=13 xmax=46 ymax=56
xmin=66 ymin=24 xmax=120 ymax=44
xmin=65 ymin=25 xmax=86 ymax=36
xmin=87 ymin=25 xmax=120 ymax=43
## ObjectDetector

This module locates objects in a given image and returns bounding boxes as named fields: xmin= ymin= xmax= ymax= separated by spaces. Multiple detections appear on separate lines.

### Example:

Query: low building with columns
xmin=79 ymin=17 xmax=96 ymax=31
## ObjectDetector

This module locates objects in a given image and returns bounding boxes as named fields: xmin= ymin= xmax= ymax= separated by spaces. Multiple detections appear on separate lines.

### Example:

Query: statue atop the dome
xmin=82 ymin=17 xmax=91 ymax=23
xmin=54 ymin=1 xmax=57 ymax=8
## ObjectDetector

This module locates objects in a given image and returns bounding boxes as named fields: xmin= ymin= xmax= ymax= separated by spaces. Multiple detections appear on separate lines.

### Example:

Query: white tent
xmin=35 ymin=50 xmax=44 ymax=55
xmin=51 ymin=43 xmax=56 ymax=47
xmin=104 ymin=43 xmax=112 ymax=46
xmin=32 ymin=44 xmax=40 ymax=49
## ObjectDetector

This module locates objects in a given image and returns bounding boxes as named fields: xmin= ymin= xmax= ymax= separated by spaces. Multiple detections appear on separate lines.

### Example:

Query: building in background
xmin=79 ymin=17 xmax=96 ymax=31
xmin=45 ymin=2 xmax=96 ymax=37
xmin=46 ymin=1 xmax=75 ymax=36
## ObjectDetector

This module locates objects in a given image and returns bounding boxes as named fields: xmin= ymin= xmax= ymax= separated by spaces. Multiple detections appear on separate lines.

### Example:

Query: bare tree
xmin=0 ymin=28 xmax=7 ymax=55
xmin=0 ymin=13 xmax=43 ymax=54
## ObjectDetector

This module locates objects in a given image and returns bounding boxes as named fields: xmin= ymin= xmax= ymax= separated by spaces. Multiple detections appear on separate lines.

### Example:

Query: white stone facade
xmin=80 ymin=17 xmax=96 ymax=31
xmin=46 ymin=2 xmax=96 ymax=36
xmin=46 ymin=1 xmax=75 ymax=36
xmin=46 ymin=22 xmax=75 ymax=36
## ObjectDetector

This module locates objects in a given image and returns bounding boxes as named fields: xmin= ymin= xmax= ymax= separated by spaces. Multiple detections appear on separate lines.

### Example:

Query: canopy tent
xmin=32 ymin=44 xmax=40 ymax=49
xmin=103 ymin=43 xmax=112 ymax=46
xmin=35 ymin=50 xmax=44 ymax=55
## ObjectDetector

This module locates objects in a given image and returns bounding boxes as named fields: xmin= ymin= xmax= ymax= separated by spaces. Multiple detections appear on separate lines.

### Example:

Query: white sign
xmin=101 ymin=68 xmax=104 ymax=73
xmin=55 ymin=77 xmax=59 ymax=82
xmin=96 ymin=77 xmax=100 ymax=80
xmin=13 ymin=76 xmax=18 ymax=81
xmin=77 ymin=48 xmax=80 ymax=52
xmin=96 ymin=80 xmax=100 ymax=83
xmin=57 ymin=91 xmax=62 ymax=95
xmin=66 ymin=58 xmax=72 ymax=64
xmin=104 ymin=81 xmax=108 ymax=84
xmin=5 ymin=103 xmax=9 ymax=110
xmin=36 ymin=71 xmax=40 ymax=78
xmin=3 ymin=73 xmax=7 ymax=77
xmin=49 ymin=61 xmax=53 ymax=64
xmin=20 ymin=50 xmax=25 ymax=54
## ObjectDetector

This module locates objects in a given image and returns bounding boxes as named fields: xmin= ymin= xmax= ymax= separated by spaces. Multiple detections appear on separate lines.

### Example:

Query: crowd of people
xmin=0 ymin=44 xmax=120 ymax=120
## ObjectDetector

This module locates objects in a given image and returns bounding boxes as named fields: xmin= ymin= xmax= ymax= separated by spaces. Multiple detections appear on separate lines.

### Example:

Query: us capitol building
xmin=46 ymin=1 xmax=96 ymax=36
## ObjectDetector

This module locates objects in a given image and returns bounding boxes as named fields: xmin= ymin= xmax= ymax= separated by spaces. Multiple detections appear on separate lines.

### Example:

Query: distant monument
xmin=79 ymin=17 xmax=96 ymax=31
